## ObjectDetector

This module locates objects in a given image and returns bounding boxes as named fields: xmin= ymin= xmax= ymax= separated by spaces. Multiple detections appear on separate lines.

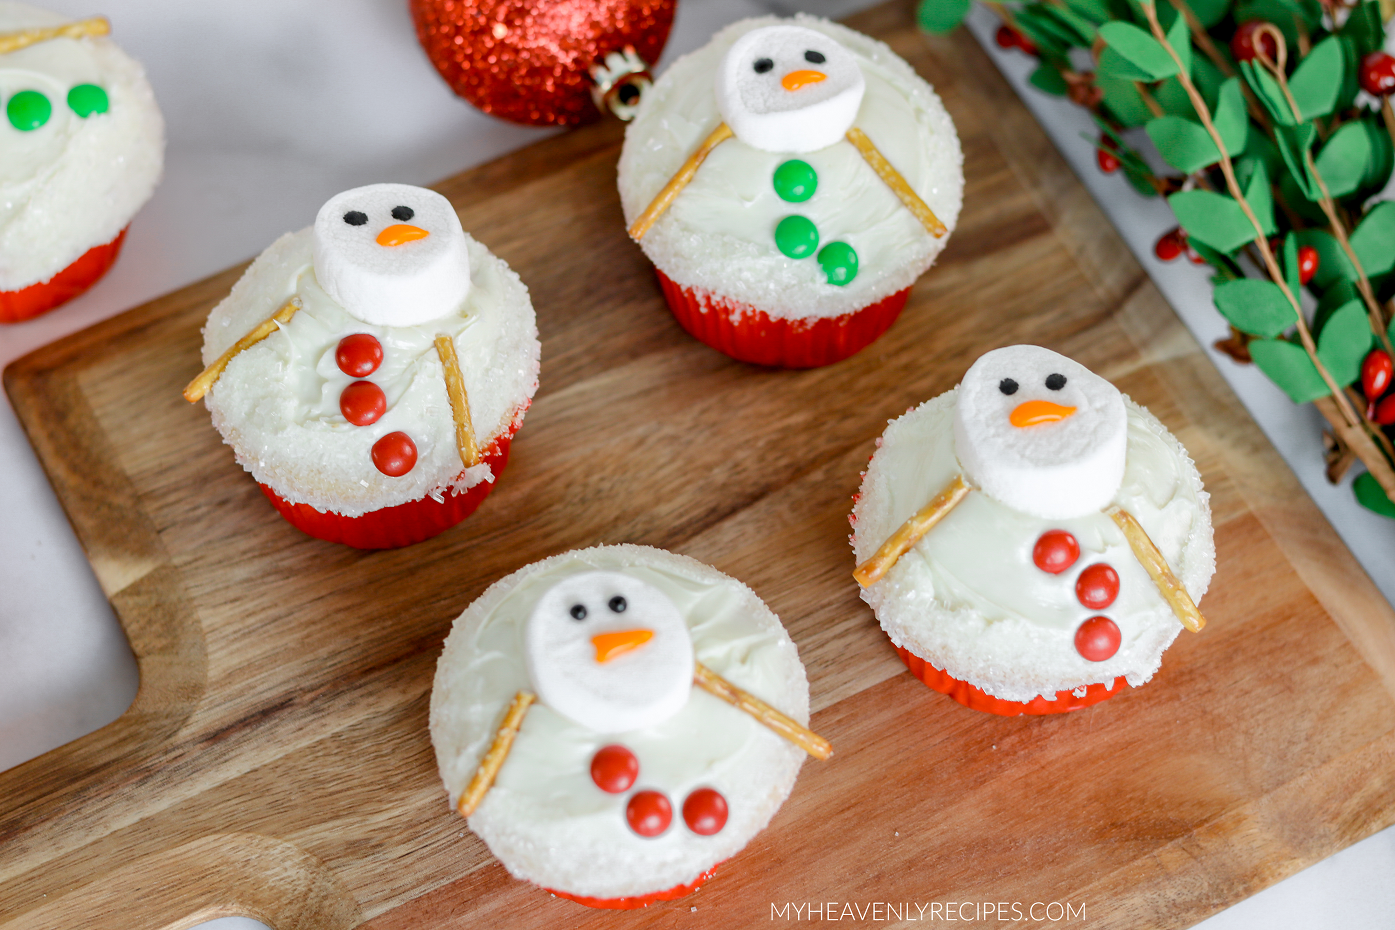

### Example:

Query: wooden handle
xmin=628 ymin=122 xmax=734 ymax=241
xmin=1107 ymin=506 xmax=1206 ymax=633
xmin=458 ymin=691 xmax=535 ymax=818
xmin=845 ymin=127 xmax=948 ymax=238
xmin=434 ymin=334 xmax=480 ymax=469
xmin=854 ymin=474 xmax=970 ymax=587
xmin=0 ymin=17 xmax=108 ymax=54
xmin=693 ymin=662 xmax=831 ymax=760
xmin=183 ymin=299 xmax=300 ymax=402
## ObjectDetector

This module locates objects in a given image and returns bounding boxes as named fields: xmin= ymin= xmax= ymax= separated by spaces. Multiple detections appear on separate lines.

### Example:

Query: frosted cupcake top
xmin=0 ymin=2 xmax=163 ymax=291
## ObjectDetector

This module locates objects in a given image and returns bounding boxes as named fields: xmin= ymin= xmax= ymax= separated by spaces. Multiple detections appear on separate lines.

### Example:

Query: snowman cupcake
xmin=618 ymin=15 xmax=962 ymax=368
xmin=186 ymin=183 xmax=539 ymax=549
xmin=431 ymin=545 xmax=828 ymax=907
xmin=851 ymin=346 xmax=1215 ymax=715
xmin=0 ymin=4 xmax=163 ymax=323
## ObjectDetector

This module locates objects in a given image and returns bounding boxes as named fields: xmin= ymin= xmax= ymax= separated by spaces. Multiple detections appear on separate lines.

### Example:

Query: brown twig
xmin=458 ymin=691 xmax=534 ymax=817
xmin=1165 ymin=0 xmax=1273 ymax=131
xmin=434 ymin=334 xmax=481 ymax=469
xmin=629 ymin=122 xmax=733 ymax=240
xmin=1107 ymin=507 xmax=1206 ymax=632
xmin=0 ymin=16 xmax=107 ymax=54
xmin=846 ymin=128 xmax=947 ymax=237
xmin=183 ymin=299 xmax=301 ymax=402
xmin=694 ymin=663 xmax=831 ymax=760
xmin=854 ymin=474 xmax=970 ymax=587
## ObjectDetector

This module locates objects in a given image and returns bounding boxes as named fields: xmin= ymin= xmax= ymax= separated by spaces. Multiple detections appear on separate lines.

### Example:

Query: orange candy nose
xmin=1010 ymin=400 xmax=1077 ymax=427
xmin=376 ymin=224 xmax=430 ymax=247
xmin=781 ymin=69 xmax=826 ymax=91
xmin=592 ymin=629 xmax=654 ymax=663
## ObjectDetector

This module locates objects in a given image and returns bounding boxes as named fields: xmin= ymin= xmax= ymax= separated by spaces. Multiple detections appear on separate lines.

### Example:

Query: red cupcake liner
xmin=0 ymin=228 xmax=128 ymax=324
xmin=894 ymin=645 xmax=1127 ymax=716
xmin=259 ymin=424 xmax=517 ymax=550
xmin=654 ymin=269 xmax=908 ymax=369
xmin=544 ymin=863 xmax=720 ymax=910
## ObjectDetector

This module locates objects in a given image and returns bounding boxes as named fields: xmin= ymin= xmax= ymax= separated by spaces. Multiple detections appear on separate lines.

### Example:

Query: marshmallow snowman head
xmin=311 ymin=183 xmax=471 ymax=327
xmin=953 ymin=346 xmax=1127 ymax=519
xmin=715 ymin=24 xmax=865 ymax=153
xmin=525 ymin=571 xmax=694 ymax=734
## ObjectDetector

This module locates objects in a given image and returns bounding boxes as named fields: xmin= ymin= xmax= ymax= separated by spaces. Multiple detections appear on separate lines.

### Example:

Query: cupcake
xmin=186 ymin=183 xmax=539 ymax=549
xmin=851 ymin=346 xmax=1214 ymax=715
xmin=0 ymin=4 xmax=163 ymax=323
xmin=430 ymin=545 xmax=829 ymax=908
xmin=618 ymin=15 xmax=962 ymax=368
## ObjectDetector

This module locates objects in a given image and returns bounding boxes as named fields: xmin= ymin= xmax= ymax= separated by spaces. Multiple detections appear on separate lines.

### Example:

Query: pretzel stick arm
xmin=183 ymin=299 xmax=300 ymax=402
xmin=434 ymin=334 xmax=481 ymax=468
xmin=1107 ymin=506 xmax=1206 ymax=633
xmin=628 ymin=122 xmax=734 ymax=241
xmin=854 ymin=474 xmax=969 ymax=587
xmin=694 ymin=662 xmax=831 ymax=760
xmin=0 ymin=17 xmax=108 ymax=54
xmin=845 ymin=127 xmax=947 ymax=238
xmin=458 ymin=691 xmax=535 ymax=817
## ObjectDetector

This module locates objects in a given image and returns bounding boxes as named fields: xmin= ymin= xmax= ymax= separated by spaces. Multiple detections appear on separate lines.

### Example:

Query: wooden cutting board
xmin=4 ymin=4 xmax=1395 ymax=928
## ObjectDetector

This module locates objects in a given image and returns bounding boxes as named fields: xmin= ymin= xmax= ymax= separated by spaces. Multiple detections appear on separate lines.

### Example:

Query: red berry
xmin=1360 ymin=52 xmax=1395 ymax=97
xmin=1186 ymin=243 xmax=1209 ymax=265
xmin=371 ymin=431 xmax=417 ymax=477
xmin=995 ymin=24 xmax=1017 ymax=48
xmin=1375 ymin=395 xmax=1395 ymax=426
xmin=1362 ymin=349 xmax=1393 ymax=401
xmin=336 ymin=333 xmax=383 ymax=377
xmin=1075 ymin=563 xmax=1120 ymax=610
xmin=1230 ymin=20 xmax=1278 ymax=64
xmin=682 ymin=788 xmax=729 ymax=836
xmin=590 ymin=745 xmax=639 ymax=794
xmin=1154 ymin=229 xmax=1185 ymax=262
xmin=340 ymin=380 xmax=386 ymax=426
xmin=1032 ymin=530 xmax=1080 ymax=574
xmin=1297 ymin=245 xmax=1319 ymax=285
xmin=625 ymin=790 xmax=672 ymax=837
xmin=1075 ymin=616 xmax=1122 ymax=662
xmin=1096 ymin=139 xmax=1121 ymax=174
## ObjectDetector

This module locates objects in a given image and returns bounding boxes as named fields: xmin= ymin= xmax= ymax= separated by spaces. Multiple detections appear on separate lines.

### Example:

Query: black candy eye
xmin=804 ymin=50 xmax=826 ymax=63
xmin=608 ymin=595 xmax=627 ymax=613
xmin=569 ymin=603 xmax=588 ymax=621
xmin=391 ymin=205 xmax=414 ymax=221
xmin=999 ymin=378 xmax=1018 ymax=395
xmin=1046 ymin=373 xmax=1067 ymax=390
xmin=753 ymin=58 xmax=773 ymax=73
xmin=343 ymin=211 xmax=368 ymax=226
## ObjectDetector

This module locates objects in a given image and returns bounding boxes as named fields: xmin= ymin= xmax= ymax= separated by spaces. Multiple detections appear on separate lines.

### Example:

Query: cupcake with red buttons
xmin=431 ymin=545 xmax=826 ymax=907
xmin=189 ymin=182 xmax=539 ymax=549
xmin=0 ymin=4 xmax=164 ymax=323
xmin=617 ymin=15 xmax=962 ymax=368
xmin=850 ymin=346 xmax=1215 ymax=715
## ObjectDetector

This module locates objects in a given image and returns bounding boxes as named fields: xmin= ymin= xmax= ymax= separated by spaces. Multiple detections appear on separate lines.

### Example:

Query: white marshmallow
xmin=524 ymin=571 xmax=694 ymax=734
xmin=714 ymin=24 xmax=865 ymax=153
xmin=953 ymin=346 xmax=1127 ymax=519
xmin=311 ymin=182 xmax=470 ymax=326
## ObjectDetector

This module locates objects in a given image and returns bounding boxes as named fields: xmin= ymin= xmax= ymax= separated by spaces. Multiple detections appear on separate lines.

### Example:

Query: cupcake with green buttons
xmin=0 ymin=4 xmax=164 ymax=323
xmin=619 ymin=15 xmax=962 ymax=368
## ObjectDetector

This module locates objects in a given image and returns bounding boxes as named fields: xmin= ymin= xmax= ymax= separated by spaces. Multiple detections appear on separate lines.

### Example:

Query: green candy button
xmin=818 ymin=241 xmax=859 ymax=286
xmin=68 ymin=84 xmax=109 ymax=117
xmin=7 ymin=90 xmax=51 ymax=131
xmin=772 ymin=159 xmax=817 ymax=203
xmin=775 ymin=215 xmax=819 ymax=259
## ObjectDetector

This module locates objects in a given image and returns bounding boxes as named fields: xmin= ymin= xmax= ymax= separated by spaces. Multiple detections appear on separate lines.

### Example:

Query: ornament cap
xmin=590 ymin=45 xmax=653 ymax=121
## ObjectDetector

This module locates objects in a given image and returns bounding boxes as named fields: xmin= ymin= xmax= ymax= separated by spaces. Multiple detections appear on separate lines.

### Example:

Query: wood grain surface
xmin=4 ymin=5 xmax=1395 ymax=928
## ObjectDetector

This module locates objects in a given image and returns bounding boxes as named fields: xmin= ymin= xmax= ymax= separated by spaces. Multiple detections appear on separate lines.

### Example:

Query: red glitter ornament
xmin=410 ymin=0 xmax=676 ymax=126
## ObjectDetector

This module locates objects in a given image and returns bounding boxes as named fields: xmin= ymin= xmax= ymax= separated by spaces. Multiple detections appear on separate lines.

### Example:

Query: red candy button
xmin=682 ymin=788 xmax=728 ymax=836
xmin=1032 ymin=530 xmax=1079 ymax=574
xmin=371 ymin=431 xmax=417 ymax=477
xmin=1075 ymin=563 xmax=1120 ymax=610
xmin=626 ymin=790 xmax=672 ymax=838
xmin=590 ymin=745 xmax=639 ymax=794
xmin=1075 ymin=616 xmax=1121 ymax=662
xmin=336 ymin=333 xmax=383 ymax=377
xmin=340 ymin=380 xmax=386 ymax=426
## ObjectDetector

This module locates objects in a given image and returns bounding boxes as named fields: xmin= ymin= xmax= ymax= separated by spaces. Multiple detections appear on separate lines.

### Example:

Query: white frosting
xmin=525 ymin=571 xmax=695 ymax=734
xmin=715 ymin=25 xmax=865 ymax=154
xmin=431 ymin=545 xmax=809 ymax=900
xmin=312 ymin=183 xmax=472 ymax=326
xmin=201 ymin=226 xmax=539 ymax=518
xmin=954 ymin=346 xmax=1128 ymax=519
xmin=0 ymin=2 xmax=163 ymax=291
xmin=852 ymin=389 xmax=1215 ymax=704
xmin=618 ymin=15 xmax=963 ymax=321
